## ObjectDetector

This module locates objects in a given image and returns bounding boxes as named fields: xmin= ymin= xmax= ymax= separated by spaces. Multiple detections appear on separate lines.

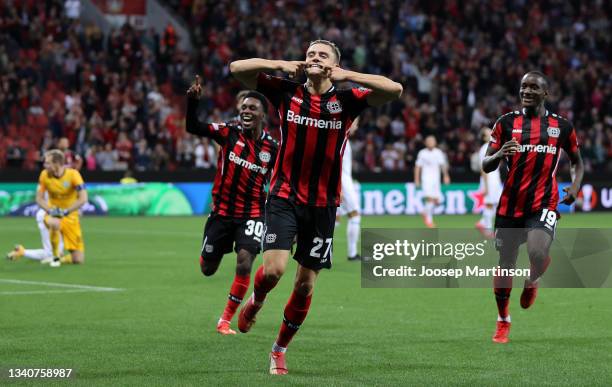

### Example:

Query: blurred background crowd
xmin=1 ymin=0 xmax=610 ymax=174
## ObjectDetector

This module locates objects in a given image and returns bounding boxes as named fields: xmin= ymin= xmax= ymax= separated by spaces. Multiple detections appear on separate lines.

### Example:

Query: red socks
xmin=530 ymin=255 xmax=551 ymax=281
xmin=221 ymin=274 xmax=250 ymax=322
xmin=253 ymin=265 xmax=279 ymax=303
xmin=492 ymin=256 xmax=551 ymax=319
xmin=275 ymin=290 xmax=312 ymax=348
xmin=493 ymin=274 xmax=512 ymax=320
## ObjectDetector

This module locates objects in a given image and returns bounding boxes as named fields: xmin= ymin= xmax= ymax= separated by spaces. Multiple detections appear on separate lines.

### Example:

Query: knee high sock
xmin=221 ymin=274 xmax=250 ymax=322
xmin=273 ymin=290 xmax=313 ymax=351
xmin=493 ymin=275 xmax=512 ymax=321
xmin=347 ymin=215 xmax=361 ymax=257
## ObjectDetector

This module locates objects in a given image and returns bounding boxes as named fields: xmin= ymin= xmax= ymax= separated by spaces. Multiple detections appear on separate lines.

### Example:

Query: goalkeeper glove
xmin=48 ymin=208 xmax=69 ymax=218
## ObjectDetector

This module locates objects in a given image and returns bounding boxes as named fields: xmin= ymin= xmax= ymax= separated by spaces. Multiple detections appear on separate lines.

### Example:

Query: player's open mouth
xmin=241 ymin=114 xmax=254 ymax=124
xmin=307 ymin=64 xmax=323 ymax=69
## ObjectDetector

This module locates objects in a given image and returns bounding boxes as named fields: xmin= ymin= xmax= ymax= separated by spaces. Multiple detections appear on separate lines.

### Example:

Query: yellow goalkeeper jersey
xmin=38 ymin=168 xmax=85 ymax=219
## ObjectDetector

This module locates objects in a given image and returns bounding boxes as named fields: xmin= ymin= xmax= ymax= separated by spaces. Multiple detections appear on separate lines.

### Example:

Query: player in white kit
xmin=414 ymin=136 xmax=450 ymax=228
xmin=339 ymin=119 xmax=361 ymax=260
xmin=476 ymin=127 xmax=502 ymax=238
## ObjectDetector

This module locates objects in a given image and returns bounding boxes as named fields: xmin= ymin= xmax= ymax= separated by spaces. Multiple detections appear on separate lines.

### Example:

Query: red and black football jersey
xmin=256 ymin=73 xmax=371 ymax=207
xmin=186 ymin=98 xmax=278 ymax=218
xmin=490 ymin=109 xmax=579 ymax=218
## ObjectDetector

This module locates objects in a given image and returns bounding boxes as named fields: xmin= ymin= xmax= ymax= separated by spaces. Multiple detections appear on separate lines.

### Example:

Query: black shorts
xmin=263 ymin=196 xmax=337 ymax=271
xmin=494 ymin=208 xmax=558 ymax=250
xmin=200 ymin=213 xmax=264 ymax=262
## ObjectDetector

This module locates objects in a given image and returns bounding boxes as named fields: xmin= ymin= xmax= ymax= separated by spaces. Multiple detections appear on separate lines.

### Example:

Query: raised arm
xmin=229 ymin=59 xmax=306 ymax=89
xmin=328 ymin=67 xmax=403 ymax=107
xmin=185 ymin=76 xmax=232 ymax=144
xmin=185 ymin=75 xmax=209 ymax=137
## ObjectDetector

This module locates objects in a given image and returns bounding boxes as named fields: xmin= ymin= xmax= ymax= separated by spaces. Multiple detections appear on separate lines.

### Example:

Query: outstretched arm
xmin=328 ymin=67 xmax=403 ymax=107
xmin=229 ymin=59 xmax=306 ymax=89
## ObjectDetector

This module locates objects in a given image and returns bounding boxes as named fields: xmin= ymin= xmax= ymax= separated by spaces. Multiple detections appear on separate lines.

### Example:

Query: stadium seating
xmin=1 ymin=0 xmax=610 ymax=173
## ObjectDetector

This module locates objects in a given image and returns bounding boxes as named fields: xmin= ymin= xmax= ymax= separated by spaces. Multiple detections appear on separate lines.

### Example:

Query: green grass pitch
xmin=1 ymin=213 xmax=611 ymax=386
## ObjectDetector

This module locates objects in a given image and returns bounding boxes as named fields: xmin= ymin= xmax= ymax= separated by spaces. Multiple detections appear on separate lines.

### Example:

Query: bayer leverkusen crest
xmin=547 ymin=127 xmax=560 ymax=138
xmin=259 ymin=151 xmax=271 ymax=163
xmin=326 ymin=100 xmax=342 ymax=114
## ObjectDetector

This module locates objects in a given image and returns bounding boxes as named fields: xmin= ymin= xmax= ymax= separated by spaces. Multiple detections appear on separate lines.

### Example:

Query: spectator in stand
xmin=134 ymin=139 xmax=152 ymax=171
xmin=363 ymin=142 xmax=379 ymax=172
xmin=115 ymin=132 xmax=133 ymax=167
xmin=6 ymin=141 xmax=25 ymax=168
xmin=151 ymin=143 xmax=170 ymax=171
xmin=96 ymin=143 xmax=118 ymax=171
xmin=194 ymin=137 xmax=216 ymax=169
xmin=175 ymin=134 xmax=195 ymax=168
xmin=85 ymin=145 xmax=97 ymax=171
xmin=381 ymin=144 xmax=401 ymax=171
xmin=57 ymin=137 xmax=82 ymax=169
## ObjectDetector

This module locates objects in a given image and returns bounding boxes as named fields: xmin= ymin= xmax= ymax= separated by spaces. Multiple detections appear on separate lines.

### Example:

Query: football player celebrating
xmin=483 ymin=71 xmax=583 ymax=343
xmin=186 ymin=76 xmax=278 ymax=335
xmin=230 ymin=39 xmax=402 ymax=374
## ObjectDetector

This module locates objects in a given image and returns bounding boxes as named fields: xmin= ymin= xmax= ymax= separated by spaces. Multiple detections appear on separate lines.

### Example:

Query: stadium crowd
xmin=1 ymin=0 xmax=610 ymax=174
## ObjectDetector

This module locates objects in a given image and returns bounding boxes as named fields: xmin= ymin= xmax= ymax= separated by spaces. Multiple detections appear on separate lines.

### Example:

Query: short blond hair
xmin=44 ymin=149 xmax=65 ymax=165
xmin=308 ymin=39 xmax=341 ymax=63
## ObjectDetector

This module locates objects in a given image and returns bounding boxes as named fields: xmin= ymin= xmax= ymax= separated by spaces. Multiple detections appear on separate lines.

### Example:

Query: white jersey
xmin=478 ymin=143 xmax=502 ymax=205
xmin=341 ymin=142 xmax=360 ymax=213
xmin=342 ymin=140 xmax=352 ymax=177
xmin=416 ymin=147 xmax=447 ymax=182
xmin=416 ymin=147 xmax=446 ymax=200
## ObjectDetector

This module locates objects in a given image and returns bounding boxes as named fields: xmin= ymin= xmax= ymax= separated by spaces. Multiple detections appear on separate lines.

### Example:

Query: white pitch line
xmin=0 ymin=225 xmax=199 ymax=237
xmin=0 ymin=279 xmax=124 ymax=294
xmin=0 ymin=289 xmax=108 ymax=296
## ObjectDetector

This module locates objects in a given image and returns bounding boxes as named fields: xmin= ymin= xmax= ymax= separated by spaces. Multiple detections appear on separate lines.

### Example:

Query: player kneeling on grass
xmin=483 ymin=71 xmax=583 ymax=344
xmin=186 ymin=76 xmax=278 ymax=335
xmin=20 ymin=150 xmax=87 ymax=266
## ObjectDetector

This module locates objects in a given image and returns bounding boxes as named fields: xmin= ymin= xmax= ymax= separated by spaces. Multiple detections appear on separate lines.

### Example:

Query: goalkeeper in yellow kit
xmin=33 ymin=149 xmax=88 ymax=265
